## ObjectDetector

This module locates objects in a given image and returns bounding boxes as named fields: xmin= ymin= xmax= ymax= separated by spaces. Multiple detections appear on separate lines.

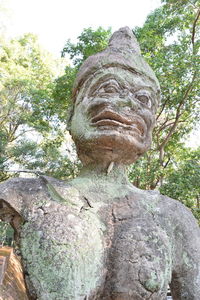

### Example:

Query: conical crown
xmin=108 ymin=26 xmax=141 ymax=54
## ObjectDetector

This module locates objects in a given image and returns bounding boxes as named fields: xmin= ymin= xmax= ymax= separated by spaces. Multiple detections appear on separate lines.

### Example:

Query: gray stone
xmin=0 ymin=27 xmax=200 ymax=300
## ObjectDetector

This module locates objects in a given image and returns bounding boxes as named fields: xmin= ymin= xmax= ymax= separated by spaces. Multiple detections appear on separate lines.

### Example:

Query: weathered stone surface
xmin=0 ymin=27 xmax=200 ymax=300
xmin=0 ymin=174 xmax=200 ymax=299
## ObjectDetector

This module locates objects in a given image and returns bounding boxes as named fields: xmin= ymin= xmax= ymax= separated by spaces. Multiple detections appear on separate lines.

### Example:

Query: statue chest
xmin=20 ymin=200 xmax=106 ymax=299
xmin=98 ymin=197 xmax=172 ymax=299
xmin=20 ymin=196 xmax=172 ymax=300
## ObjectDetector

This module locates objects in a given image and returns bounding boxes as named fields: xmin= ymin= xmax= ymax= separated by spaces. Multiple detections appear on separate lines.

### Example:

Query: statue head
xmin=70 ymin=27 xmax=160 ymax=167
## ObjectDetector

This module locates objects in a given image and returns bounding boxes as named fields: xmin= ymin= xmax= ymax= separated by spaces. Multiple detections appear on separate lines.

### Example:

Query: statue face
xmin=71 ymin=67 xmax=159 ymax=165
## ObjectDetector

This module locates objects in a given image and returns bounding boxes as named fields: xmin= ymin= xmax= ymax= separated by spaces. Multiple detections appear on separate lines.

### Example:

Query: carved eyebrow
xmin=131 ymin=86 xmax=156 ymax=94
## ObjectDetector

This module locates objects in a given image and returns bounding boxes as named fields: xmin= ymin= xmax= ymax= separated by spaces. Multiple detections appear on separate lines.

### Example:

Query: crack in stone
xmin=83 ymin=196 xmax=93 ymax=208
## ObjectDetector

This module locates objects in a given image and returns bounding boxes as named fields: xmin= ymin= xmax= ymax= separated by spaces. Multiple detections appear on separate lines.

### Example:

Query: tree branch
xmin=158 ymin=71 xmax=197 ymax=153
xmin=192 ymin=8 xmax=200 ymax=50
xmin=156 ymin=97 xmax=170 ymax=121
xmin=159 ymin=119 xmax=187 ymax=131
xmin=2 ymin=169 xmax=44 ymax=176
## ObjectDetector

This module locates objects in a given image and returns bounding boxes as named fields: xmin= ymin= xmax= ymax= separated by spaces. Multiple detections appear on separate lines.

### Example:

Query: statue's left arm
xmin=0 ymin=178 xmax=25 ymax=242
xmin=0 ymin=177 xmax=47 ymax=243
xmin=170 ymin=201 xmax=200 ymax=300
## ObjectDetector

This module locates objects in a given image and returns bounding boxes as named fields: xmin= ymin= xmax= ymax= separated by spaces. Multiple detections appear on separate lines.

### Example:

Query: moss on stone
xmin=20 ymin=204 xmax=105 ymax=299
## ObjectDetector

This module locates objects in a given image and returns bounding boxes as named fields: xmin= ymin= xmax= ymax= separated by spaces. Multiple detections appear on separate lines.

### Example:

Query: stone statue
xmin=0 ymin=27 xmax=200 ymax=300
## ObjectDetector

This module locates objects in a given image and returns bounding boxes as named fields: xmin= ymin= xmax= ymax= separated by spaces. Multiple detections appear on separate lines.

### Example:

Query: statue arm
xmin=0 ymin=178 xmax=26 ymax=243
xmin=0 ymin=179 xmax=23 ymax=213
xmin=170 ymin=203 xmax=200 ymax=300
xmin=0 ymin=176 xmax=61 ymax=228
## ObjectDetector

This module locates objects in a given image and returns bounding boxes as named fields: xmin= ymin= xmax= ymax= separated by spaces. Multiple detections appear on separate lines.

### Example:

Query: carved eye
xmin=103 ymin=84 xmax=119 ymax=93
xmin=135 ymin=91 xmax=152 ymax=108
xmin=100 ymin=79 xmax=120 ymax=94
xmin=91 ymin=79 xmax=121 ymax=97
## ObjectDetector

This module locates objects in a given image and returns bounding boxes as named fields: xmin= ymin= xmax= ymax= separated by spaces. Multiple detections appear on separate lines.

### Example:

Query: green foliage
xmin=0 ymin=34 xmax=52 ymax=173
xmin=0 ymin=221 xmax=14 ymax=246
xmin=52 ymin=66 xmax=77 ymax=122
xmin=62 ymin=27 xmax=111 ymax=67
xmin=8 ymin=134 xmax=81 ymax=180
xmin=0 ymin=33 xmax=56 ymax=129
xmin=160 ymin=147 xmax=200 ymax=223
xmin=0 ymin=32 xmax=79 ymax=181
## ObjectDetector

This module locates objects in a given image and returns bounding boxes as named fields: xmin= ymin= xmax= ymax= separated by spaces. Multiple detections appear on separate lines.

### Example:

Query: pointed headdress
xmin=73 ymin=27 xmax=160 ymax=101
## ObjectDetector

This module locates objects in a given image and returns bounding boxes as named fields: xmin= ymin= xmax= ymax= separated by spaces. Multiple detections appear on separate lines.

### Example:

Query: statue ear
xmin=0 ymin=199 xmax=23 ymax=245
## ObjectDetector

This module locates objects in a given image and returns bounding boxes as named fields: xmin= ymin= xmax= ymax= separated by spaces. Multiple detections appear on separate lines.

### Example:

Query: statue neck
xmin=70 ymin=162 xmax=135 ymax=201
xmin=78 ymin=162 xmax=129 ymax=185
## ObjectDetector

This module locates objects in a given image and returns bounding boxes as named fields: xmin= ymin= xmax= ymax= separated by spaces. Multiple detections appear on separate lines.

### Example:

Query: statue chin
xmin=73 ymin=130 xmax=152 ymax=166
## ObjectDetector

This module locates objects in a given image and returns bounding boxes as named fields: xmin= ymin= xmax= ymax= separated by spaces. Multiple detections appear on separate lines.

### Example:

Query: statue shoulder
xmin=157 ymin=193 xmax=200 ymax=237
xmin=0 ymin=176 xmax=83 ymax=219
xmin=0 ymin=177 xmax=48 ymax=241
xmin=0 ymin=176 xmax=67 ymax=218
xmin=0 ymin=176 xmax=83 ymax=245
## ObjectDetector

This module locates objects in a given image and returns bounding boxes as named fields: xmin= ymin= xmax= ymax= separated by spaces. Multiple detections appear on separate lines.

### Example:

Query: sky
xmin=4 ymin=0 xmax=161 ymax=57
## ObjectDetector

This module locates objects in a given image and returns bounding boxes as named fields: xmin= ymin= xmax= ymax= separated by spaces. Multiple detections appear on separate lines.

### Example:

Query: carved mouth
xmin=90 ymin=110 xmax=146 ymax=136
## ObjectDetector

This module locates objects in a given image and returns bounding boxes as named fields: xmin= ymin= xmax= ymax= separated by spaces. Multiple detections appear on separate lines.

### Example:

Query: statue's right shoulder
xmin=0 ymin=176 xmax=80 ymax=244
xmin=0 ymin=176 xmax=51 ymax=219
xmin=0 ymin=176 xmax=80 ymax=220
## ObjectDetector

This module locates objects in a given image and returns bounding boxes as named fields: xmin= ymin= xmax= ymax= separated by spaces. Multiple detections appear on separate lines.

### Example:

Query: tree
xmin=0 ymin=33 xmax=76 ymax=181
xmin=160 ymin=147 xmax=200 ymax=224
xmin=61 ymin=26 xmax=112 ymax=67
xmin=129 ymin=0 xmax=200 ymax=190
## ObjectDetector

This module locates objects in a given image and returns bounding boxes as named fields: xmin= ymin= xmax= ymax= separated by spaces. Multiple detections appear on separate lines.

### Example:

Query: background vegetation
xmin=0 ymin=0 xmax=200 ymax=245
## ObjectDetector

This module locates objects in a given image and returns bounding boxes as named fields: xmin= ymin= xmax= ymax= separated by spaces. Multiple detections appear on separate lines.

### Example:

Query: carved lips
xmin=90 ymin=109 xmax=146 ymax=137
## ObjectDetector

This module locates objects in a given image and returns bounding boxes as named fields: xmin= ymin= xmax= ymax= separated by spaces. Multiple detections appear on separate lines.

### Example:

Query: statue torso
xmin=14 ymin=176 xmax=173 ymax=300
